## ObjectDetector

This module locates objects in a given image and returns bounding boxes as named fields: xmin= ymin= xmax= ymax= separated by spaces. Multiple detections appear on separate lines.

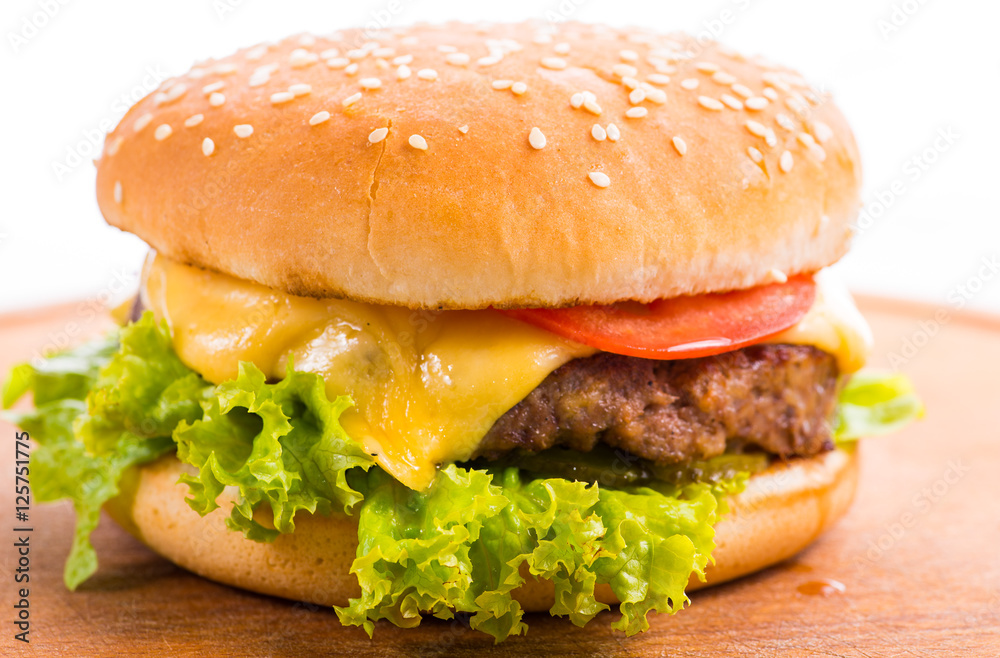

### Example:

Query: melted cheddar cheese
xmin=142 ymin=255 xmax=870 ymax=490
xmin=142 ymin=254 xmax=597 ymax=490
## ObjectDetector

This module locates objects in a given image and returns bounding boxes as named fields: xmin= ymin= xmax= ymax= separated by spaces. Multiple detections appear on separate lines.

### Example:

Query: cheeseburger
xmin=5 ymin=21 xmax=921 ymax=640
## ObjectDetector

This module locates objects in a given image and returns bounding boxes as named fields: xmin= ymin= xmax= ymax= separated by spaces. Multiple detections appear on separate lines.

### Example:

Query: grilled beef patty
xmin=475 ymin=344 xmax=840 ymax=464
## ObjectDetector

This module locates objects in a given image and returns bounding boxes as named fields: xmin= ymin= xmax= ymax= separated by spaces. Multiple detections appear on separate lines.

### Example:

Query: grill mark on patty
xmin=475 ymin=344 xmax=840 ymax=464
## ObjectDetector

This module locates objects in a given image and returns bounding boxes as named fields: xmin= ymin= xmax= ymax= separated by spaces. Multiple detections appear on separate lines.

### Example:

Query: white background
xmin=1 ymin=0 xmax=997 ymax=314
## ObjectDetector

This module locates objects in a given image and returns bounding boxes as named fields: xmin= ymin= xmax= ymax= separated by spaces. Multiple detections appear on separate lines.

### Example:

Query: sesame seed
xmin=528 ymin=127 xmax=547 ymax=149
xmin=680 ymin=78 xmax=699 ymax=90
xmin=408 ymin=134 xmax=428 ymax=150
xmin=113 ymin=181 xmax=122 ymax=204
xmin=437 ymin=44 xmax=457 ymax=53
xmin=511 ymin=81 xmax=528 ymax=95
xmin=154 ymin=124 xmax=172 ymax=140
xmin=813 ymin=121 xmax=834 ymax=143
xmin=270 ymin=91 xmax=294 ymax=104
xmin=445 ymin=52 xmax=470 ymax=66
xmin=570 ymin=92 xmax=584 ymax=108
xmin=775 ymin=113 xmax=796 ymax=131
xmin=347 ymin=48 xmax=368 ymax=60
xmin=625 ymin=106 xmax=648 ymax=118
xmin=720 ymin=94 xmax=744 ymax=110
xmin=417 ymin=68 xmax=438 ymax=81
xmin=202 ymin=81 xmax=225 ymax=94
xmin=246 ymin=45 xmax=268 ymax=61
xmin=606 ymin=123 xmax=620 ymax=141
xmin=541 ymin=57 xmax=567 ymax=70
xmin=797 ymin=132 xmax=817 ymax=147
xmin=202 ymin=137 xmax=215 ymax=156
xmin=762 ymin=72 xmax=790 ymax=92
xmin=248 ymin=74 xmax=269 ymax=88
xmin=554 ymin=42 xmax=571 ymax=55
xmin=582 ymin=98 xmax=602 ymax=115
xmin=619 ymin=49 xmax=639 ymax=62
xmin=696 ymin=61 xmax=720 ymax=74
xmin=477 ymin=55 xmax=502 ymax=66
xmin=745 ymin=120 xmax=768 ymax=137
xmin=629 ymin=88 xmax=646 ymax=105
xmin=209 ymin=92 xmax=226 ymax=107
xmin=359 ymin=77 xmax=382 ymax=90
xmin=612 ymin=64 xmax=638 ymax=78
xmin=731 ymin=83 xmax=753 ymax=98
xmin=591 ymin=124 xmax=607 ymax=141
xmin=697 ymin=96 xmax=724 ymax=111
xmin=342 ymin=92 xmax=362 ymax=107
xmin=233 ymin=124 xmax=254 ymax=138
xmin=393 ymin=54 xmax=413 ymax=65
xmin=765 ymin=129 xmax=778 ymax=148
xmin=133 ymin=113 xmax=153 ymax=132
xmin=588 ymin=172 xmax=611 ymax=188
xmin=712 ymin=71 xmax=737 ymax=85
xmin=779 ymin=150 xmax=794 ymax=172
xmin=105 ymin=135 xmax=123 ymax=156
xmin=785 ymin=95 xmax=808 ymax=115
xmin=184 ymin=114 xmax=204 ymax=128
xmin=345 ymin=63 xmax=359 ymax=75
xmin=767 ymin=268 xmax=788 ymax=283
xmin=809 ymin=144 xmax=828 ymax=162
xmin=289 ymin=83 xmax=312 ymax=96
xmin=320 ymin=48 xmax=340 ymax=60
xmin=492 ymin=79 xmax=514 ymax=90
xmin=326 ymin=57 xmax=350 ymax=69
xmin=309 ymin=111 xmax=331 ymax=126
xmin=298 ymin=34 xmax=316 ymax=46
xmin=369 ymin=127 xmax=389 ymax=144
xmin=747 ymin=146 xmax=764 ymax=163
xmin=645 ymin=88 xmax=667 ymax=104
xmin=393 ymin=64 xmax=410 ymax=81
xmin=289 ymin=49 xmax=319 ymax=68
xmin=622 ymin=76 xmax=640 ymax=90
xmin=745 ymin=97 xmax=768 ymax=111
xmin=373 ymin=47 xmax=395 ymax=58
xmin=672 ymin=135 xmax=688 ymax=156
xmin=458 ymin=125 xmax=469 ymax=134
xmin=647 ymin=73 xmax=671 ymax=85
xmin=762 ymin=87 xmax=779 ymax=101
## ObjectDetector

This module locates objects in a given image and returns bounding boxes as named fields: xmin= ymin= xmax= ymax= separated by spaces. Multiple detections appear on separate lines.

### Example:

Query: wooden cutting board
xmin=1 ymin=296 xmax=998 ymax=656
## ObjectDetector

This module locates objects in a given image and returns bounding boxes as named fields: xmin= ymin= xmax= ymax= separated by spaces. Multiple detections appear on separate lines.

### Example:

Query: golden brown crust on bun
xmin=95 ymin=22 xmax=860 ymax=309
xmin=106 ymin=447 xmax=858 ymax=610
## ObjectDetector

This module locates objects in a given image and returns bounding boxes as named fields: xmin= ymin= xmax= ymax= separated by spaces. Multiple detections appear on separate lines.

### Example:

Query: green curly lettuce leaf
xmin=173 ymin=361 xmax=374 ymax=541
xmin=335 ymin=466 xmax=741 ymax=641
xmin=834 ymin=371 xmax=924 ymax=442
xmin=3 ymin=314 xmax=202 ymax=588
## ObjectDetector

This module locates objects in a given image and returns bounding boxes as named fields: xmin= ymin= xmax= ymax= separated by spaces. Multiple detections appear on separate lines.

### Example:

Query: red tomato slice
xmin=497 ymin=276 xmax=816 ymax=360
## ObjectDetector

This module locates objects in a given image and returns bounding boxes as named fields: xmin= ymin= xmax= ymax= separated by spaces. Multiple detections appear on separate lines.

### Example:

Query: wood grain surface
xmin=1 ymin=296 xmax=998 ymax=657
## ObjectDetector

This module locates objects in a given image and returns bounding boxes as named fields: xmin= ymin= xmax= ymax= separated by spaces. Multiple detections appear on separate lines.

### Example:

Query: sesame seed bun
xmin=105 ymin=447 xmax=858 ymax=610
xmin=95 ymin=22 xmax=860 ymax=309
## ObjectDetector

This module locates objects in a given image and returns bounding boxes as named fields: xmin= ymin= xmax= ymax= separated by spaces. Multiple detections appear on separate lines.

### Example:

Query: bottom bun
xmin=105 ymin=446 xmax=858 ymax=610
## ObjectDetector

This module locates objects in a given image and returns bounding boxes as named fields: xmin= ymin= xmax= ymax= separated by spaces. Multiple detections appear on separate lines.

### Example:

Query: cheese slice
xmin=767 ymin=270 xmax=872 ymax=374
xmin=142 ymin=255 xmax=871 ymax=490
xmin=141 ymin=254 xmax=597 ymax=490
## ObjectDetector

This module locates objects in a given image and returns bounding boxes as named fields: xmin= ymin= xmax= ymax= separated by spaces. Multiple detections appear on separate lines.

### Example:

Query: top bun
xmin=95 ymin=22 xmax=861 ymax=309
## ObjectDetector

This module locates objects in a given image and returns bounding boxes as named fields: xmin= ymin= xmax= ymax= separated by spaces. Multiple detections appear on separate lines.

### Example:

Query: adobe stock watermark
xmin=853 ymin=126 xmax=959 ymax=236
xmin=211 ymin=0 xmax=250 ymax=21
xmin=876 ymin=0 xmax=932 ymax=41
xmin=886 ymin=254 xmax=998 ymax=369
xmin=7 ymin=0 xmax=71 ymax=54
xmin=855 ymin=459 xmax=970 ymax=570
xmin=50 ymin=65 xmax=171 ymax=182
xmin=26 ymin=268 xmax=137 ymax=369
